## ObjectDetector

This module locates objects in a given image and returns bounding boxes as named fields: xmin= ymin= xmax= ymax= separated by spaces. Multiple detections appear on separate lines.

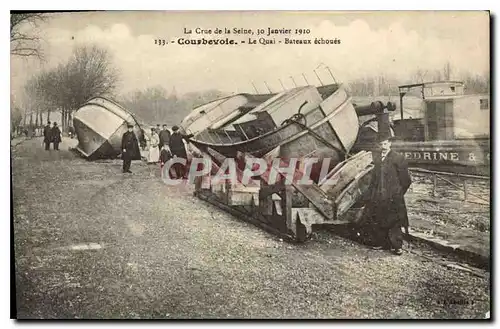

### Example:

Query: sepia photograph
xmin=10 ymin=10 xmax=491 ymax=319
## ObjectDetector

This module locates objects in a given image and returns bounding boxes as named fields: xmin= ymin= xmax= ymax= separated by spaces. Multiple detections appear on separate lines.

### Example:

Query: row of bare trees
xmin=120 ymin=87 xmax=230 ymax=127
xmin=22 ymin=45 xmax=119 ymax=132
xmin=11 ymin=13 xmax=48 ymax=134
xmin=11 ymin=13 xmax=119 ymax=133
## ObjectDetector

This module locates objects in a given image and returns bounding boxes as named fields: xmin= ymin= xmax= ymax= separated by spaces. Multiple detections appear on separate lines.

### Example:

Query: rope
xmin=281 ymin=112 xmax=346 ymax=157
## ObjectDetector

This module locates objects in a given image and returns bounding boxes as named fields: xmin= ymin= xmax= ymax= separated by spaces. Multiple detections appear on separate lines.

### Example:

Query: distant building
xmin=397 ymin=81 xmax=489 ymax=141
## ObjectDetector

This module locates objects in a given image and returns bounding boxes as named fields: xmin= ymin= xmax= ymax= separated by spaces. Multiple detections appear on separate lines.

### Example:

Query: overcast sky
xmin=10 ymin=11 xmax=489 ymax=101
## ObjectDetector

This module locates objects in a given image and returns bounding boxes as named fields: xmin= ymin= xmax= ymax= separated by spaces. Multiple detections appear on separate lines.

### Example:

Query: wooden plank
xmin=320 ymin=151 xmax=372 ymax=200
xmin=243 ymin=153 xmax=335 ymax=220
xmin=292 ymin=207 xmax=351 ymax=229
xmin=228 ymin=190 xmax=259 ymax=206
xmin=335 ymin=165 xmax=373 ymax=217
xmin=318 ymin=150 xmax=369 ymax=186
xmin=196 ymin=190 xmax=294 ymax=241
xmin=227 ymin=181 xmax=261 ymax=206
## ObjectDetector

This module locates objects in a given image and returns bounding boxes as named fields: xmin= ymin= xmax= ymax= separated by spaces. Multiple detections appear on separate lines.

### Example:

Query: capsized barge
xmin=186 ymin=84 xmax=395 ymax=241
xmin=73 ymin=97 xmax=144 ymax=160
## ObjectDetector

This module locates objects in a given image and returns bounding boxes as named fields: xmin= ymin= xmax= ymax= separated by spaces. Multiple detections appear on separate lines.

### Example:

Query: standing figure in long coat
xmin=121 ymin=124 xmax=139 ymax=173
xmin=168 ymin=125 xmax=194 ymax=179
xmin=148 ymin=128 xmax=160 ymax=164
xmin=43 ymin=121 xmax=52 ymax=151
xmin=364 ymin=113 xmax=412 ymax=255
xmin=51 ymin=122 xmax=62 ymax=151
xmin=159 ymin=124 xmax=171 ymax=153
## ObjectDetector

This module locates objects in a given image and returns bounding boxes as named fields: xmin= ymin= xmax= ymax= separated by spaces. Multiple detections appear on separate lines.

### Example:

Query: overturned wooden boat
xmin=189 ymin=84 xmax=359 ymax=179
xmin=182 ymin=85 xmax=340 ymax=137
xmin=188 ymin=84 xmax=399 ymax=242
xmin=180 ymin=93 xmax=276 ymax=136
xmin=73 ymin=97 xmax=144 ymax=160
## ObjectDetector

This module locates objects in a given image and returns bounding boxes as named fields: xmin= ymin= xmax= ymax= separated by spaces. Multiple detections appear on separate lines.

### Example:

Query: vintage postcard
xmin=11 ymin=10 xmax=490 ymax=319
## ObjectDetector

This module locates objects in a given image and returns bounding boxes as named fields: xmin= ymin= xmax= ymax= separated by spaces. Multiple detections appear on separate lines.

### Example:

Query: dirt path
xmin=12 ymin=137 xmax=490 ymax=319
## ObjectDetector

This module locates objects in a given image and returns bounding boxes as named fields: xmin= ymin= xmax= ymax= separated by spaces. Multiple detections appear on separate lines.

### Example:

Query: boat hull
xmin=73 ymin=97 xmax=143 ymax=160
xmin=180 ymin=93 xmax=275 ymax=136
xmin=188 ymin=86 xmax=359 ymax=183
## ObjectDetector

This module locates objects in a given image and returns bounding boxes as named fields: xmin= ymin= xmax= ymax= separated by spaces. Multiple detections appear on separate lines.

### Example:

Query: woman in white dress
xmin=148 ymin=128 xmax=160 ymax=163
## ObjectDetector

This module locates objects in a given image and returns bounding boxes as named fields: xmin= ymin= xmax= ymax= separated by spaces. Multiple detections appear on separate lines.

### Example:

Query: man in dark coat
xmin=168 ymin=125 xmax=194 ymax=179
xmin=364 ymin=113 xmax=412 ymax=255
xmin=121 ymin=124 xmax=139 ymax=173
xmin=43 ymin=121 xmax=52 ymax=150
xmin=158 ymin=124 xmax=171 ymax=152
xmin=51 ymin=122 xmax=62 ymax=151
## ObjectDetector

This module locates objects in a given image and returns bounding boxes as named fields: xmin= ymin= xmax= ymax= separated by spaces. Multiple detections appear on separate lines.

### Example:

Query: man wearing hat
xmin=51 ymin=122 xmax=62 ymax=151
xmin=43 ymin=121 xmax=52 ymax=150
xmin=158 ymin=124 xmax=171 ymax=153
xmin=121 ymin=123 xmax=139 ymax=173
xmin=168 ymin=125 xmax=194 ymax=178
xmin=363 ymin=112 xmax=412 ymax=255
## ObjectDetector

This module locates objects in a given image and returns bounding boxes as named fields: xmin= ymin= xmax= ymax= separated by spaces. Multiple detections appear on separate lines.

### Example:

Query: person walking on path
xmin=362 ymin=112 xmax=412 ymax=256
xmin=147 ymin=127 xmax=160 ymax=164
xmin=121 ymin=123 xmax=139 ymax=173
xmin=43 ymin=121 xmax=52 ymax=151
xmin=51 ymin=122 xmax=62 ymax=151
xmin=158 ymin=124 xmax=171 ymax=153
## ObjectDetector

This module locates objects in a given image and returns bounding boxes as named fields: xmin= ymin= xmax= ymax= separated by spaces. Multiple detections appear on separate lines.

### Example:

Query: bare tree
xmin=410 ymin=68 xmax=428 ymax=84
xmin=10 ymin=96 xmax=23 ymax=137
xmin=32 ymin=44 xmax=120 ymax=131
xmin=22 ymin=76 xmax=39 ymax=129
xmin=347 ymin=77 xmax=375 ymax=96
xmin=65 ymin=45 xmax=119 ymax=107
xmin=461 ymin=72 xmax=490 ymax=94
xmin=443 ymin=62 xmax=452 ymax=80
xmin=432 ymin=70 xmax=442 ymax=81
xmin=10 ymin=13 xmax=48 ymax=59
xmin=121 ymin=87 xmax=230 ymax=126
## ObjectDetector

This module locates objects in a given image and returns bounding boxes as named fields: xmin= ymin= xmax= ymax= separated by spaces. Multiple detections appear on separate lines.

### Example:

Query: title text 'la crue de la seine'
xmin=154 ymin=27 xmax=341 ymax=46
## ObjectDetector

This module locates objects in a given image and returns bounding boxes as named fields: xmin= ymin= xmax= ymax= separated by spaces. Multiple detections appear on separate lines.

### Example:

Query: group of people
xmin=121 ymin=123 xmax=193 ymax=177
xmin=42 ymin=121 xmax=62 ymax=151
xmin=146 ymin=124 xmax=172 ymax=164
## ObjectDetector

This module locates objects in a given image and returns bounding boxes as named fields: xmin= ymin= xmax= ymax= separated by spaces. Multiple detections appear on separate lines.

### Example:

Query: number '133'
xmin=155 ymin=39 xmax=167 ymax=46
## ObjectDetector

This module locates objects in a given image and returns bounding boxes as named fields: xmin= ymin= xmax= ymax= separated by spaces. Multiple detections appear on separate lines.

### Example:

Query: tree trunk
xmin=47 ymin=109 xmax=51 ymax=122
xmin=35 ymin=109 xmax=39 ymax=127
xmin=62 ymin=109 xmax=66 ymax=133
